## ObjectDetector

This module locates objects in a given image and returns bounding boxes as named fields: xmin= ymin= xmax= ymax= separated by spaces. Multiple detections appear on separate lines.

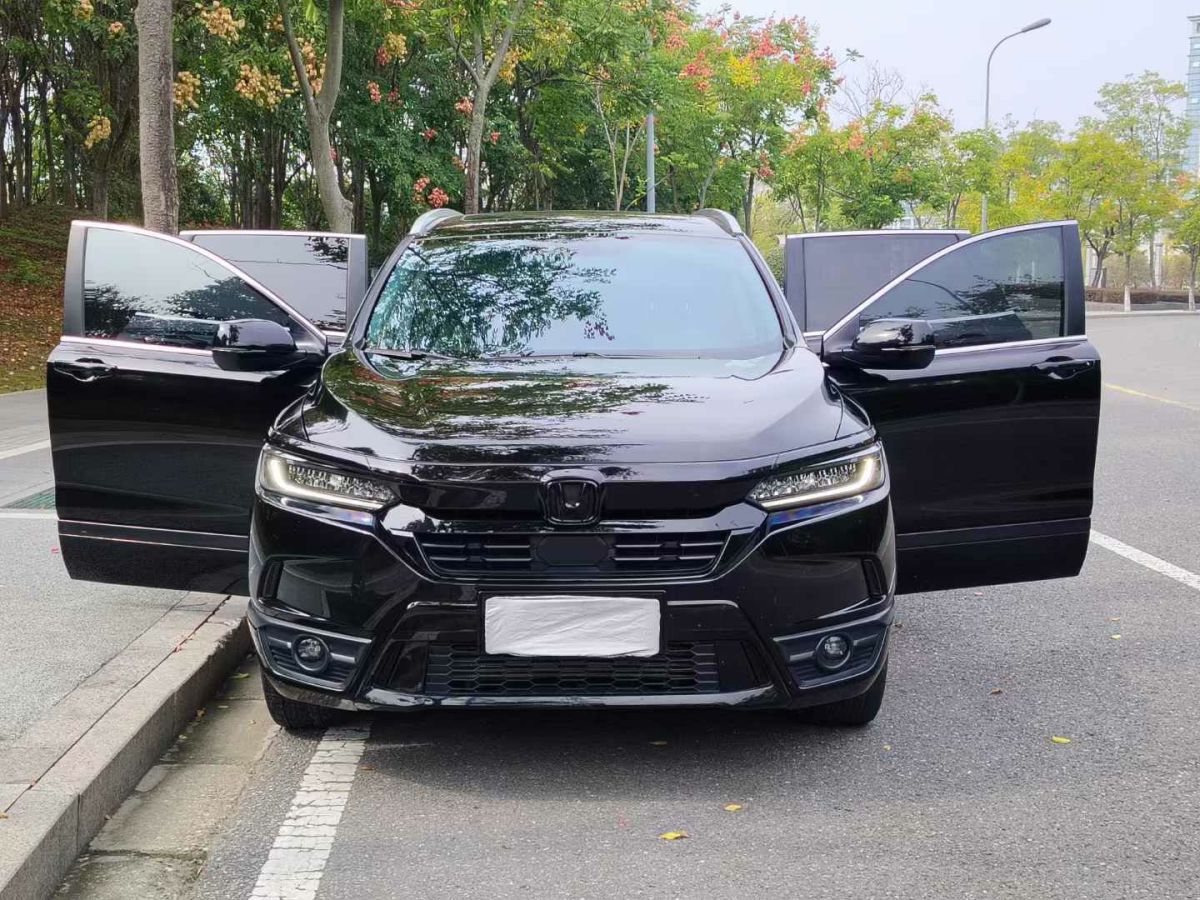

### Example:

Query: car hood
xmin=297 ymin=347 xmax=851 ymax=466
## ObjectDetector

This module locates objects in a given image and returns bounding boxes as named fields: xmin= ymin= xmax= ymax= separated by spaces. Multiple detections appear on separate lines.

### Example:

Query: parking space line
xmin=1103 ymin=383 xmax=1199 ymax=413
xmin=0 ymin=510 xmax=56 ymax=520
xmin=1091 ymin=531 xmax=1200 ymax=593
xmin=249 ymin=723 xmax=371 ymax=900
xmin=0 ymin=438 xmax=51 ymax=461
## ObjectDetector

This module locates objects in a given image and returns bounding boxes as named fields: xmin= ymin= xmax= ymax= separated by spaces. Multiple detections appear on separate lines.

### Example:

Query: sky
xmin=700 ymin=0 xmax=1199 ymax=131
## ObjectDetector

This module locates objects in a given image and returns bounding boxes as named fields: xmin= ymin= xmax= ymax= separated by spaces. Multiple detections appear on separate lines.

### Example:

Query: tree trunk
xmin=136 ymin=0 xmax=179 ymax=233
xmin=351 ymin=155 xmax=365 ymax=232
xmin=280 ymin=0 xmax=352 ymax=232
xmin=742 ymin=172 xmax=755 ymax=239
xmin=0 ymin=106 xmax=8 ymax=220
xmin=9 ymin=80 xmax=25 ymax=210
xmin=37 ymin=76 xmax=55 ymax=204
xmin=465 ymin=80 xmax=491 ymax=214
xmin=92 ymin=166 xmax=109 ymax=219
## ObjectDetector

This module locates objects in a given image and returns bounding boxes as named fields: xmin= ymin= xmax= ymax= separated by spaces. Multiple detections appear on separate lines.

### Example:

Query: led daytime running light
xmin=749 ymin=449 xmax=884 ymax=510
xmin=259 ymin=449 xmax=393 ymax=511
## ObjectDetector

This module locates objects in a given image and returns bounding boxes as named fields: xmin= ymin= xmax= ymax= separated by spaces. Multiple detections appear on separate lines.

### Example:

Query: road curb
xmin=1088 ymin=309 xmax=1200 ymax=318
xmin=0 ymin=597 xmax=250 ymax=900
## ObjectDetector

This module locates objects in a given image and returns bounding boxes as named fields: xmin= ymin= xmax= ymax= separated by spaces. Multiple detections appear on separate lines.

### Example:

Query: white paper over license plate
xmin=484 ymin=595 xmax=660 ymax=658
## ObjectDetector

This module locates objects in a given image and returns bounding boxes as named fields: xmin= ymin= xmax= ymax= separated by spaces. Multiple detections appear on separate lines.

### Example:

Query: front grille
xmin=423 ymin=642 xmax=720 ymax=697
xmin=416 ymin=531 xmax=728 ymax=578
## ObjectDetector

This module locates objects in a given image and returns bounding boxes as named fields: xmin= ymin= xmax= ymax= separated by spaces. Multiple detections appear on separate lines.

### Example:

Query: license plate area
xmin=483 ymin=595 xmax=661 ymax=658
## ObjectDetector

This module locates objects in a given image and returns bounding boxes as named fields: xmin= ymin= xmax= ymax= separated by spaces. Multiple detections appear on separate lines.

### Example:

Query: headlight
xmin=258 ymin=447 xmax=394 ymax=511
xmin=748 ymin=446 xmax=885 ymax=510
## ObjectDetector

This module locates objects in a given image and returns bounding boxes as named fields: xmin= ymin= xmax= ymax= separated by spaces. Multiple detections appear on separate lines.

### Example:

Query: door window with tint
xmin=187 ymin=233 xmax=351 ymax=331
xmin=860 ymin=228 xmax=1065 ymax=348
xmin=83 ymin=228 xmax=296 ymax=350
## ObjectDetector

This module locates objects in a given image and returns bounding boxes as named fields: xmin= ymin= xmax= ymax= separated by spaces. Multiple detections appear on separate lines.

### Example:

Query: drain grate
xmin=4 ymin=487 xmax=56 ymax=510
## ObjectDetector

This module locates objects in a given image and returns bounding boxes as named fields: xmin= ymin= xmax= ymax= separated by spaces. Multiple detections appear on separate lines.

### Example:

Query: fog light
xmin=293 ymin=635 xmax=329 ymax=671
xmin=815 ymin=634 xmax=851 ymax=671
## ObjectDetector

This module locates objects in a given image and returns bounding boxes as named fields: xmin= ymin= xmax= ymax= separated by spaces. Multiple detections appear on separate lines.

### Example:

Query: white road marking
xmin=0 ymin=510 xmax=55 ymax=520
xmin=250 ymin=723 xmax=371 ymax=900
xmin=1091 ymin=530 xmax=1200 ymax=593
xmin=0 ymin=439 xmax=51 ymax=461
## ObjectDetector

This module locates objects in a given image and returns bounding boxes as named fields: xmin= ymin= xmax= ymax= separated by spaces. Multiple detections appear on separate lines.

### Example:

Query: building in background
xmin=1188 ymin=15 xmax=1200 ymax=173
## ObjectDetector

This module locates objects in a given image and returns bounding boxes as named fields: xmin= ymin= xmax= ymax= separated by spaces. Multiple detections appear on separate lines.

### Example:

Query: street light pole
xmin=646 ymin=110 xmax=656 ymax=213
xmin=981 ymin=17 xmax=1051 ymax=231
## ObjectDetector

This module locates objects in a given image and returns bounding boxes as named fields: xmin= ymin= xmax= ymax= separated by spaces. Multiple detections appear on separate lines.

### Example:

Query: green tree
xmin=1091 ymin=72 xmax=1188 ymax=286
xmin=1170 ymin=181 xmax=1200 ymax=296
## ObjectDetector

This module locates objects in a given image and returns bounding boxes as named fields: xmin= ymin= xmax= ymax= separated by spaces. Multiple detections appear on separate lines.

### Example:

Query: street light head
xmin=1021 ymin=17 xmax=1051 ymax=32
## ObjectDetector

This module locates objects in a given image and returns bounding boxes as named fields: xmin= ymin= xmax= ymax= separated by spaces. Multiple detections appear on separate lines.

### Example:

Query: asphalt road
xmin=57 ymin=314 xmax=1200 ymax=898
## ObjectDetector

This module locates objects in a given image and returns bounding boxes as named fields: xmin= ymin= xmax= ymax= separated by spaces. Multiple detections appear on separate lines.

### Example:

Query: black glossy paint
xmin=47 ymin=212 xmax=1099 ymax=711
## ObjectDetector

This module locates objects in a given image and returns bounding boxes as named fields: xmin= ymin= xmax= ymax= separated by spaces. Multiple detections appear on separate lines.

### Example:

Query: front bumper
xmin=248 ymin=486 xmax=895 ymax=713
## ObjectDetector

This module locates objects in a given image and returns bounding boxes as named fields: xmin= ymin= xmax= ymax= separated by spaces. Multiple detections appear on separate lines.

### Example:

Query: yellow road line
xmin=1103 ymin=382 xmax=1199 ymax=412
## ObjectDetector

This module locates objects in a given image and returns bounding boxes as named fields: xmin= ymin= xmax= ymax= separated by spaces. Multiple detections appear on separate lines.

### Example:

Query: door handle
xmin=52 ymin=358 xmax=117 ymax=382
xmin=1032 ymin=358 xmax=1096 ymax=381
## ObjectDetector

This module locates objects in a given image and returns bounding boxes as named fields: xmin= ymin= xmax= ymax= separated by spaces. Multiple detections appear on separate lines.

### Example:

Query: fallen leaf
xmin=659 ymin=830 xmax=689 ymax=841
xmin=216 ymin=704 xmax=229 ymax=709
xmin=882 ymin=743 xmax=892 ymax=751
xmin=1050 ymin=736 xmax=1072 ymax=745
xmin=0 ymin=812 xmax=8 ymax=819
xmin=1108 ymin=616 xmax=1121 ymax=622
xmin=990 ymin=688 xmax=1004 ymax=696
xmin=722 ymin=803 xmax=743 ymax=812
xmin=649 ymin=740 xmax=668 ymax=746
xmin=230 ymin=672 xmax=250 ymax=680
xmin=1110 ymin=634 xmax=1121 ymax=640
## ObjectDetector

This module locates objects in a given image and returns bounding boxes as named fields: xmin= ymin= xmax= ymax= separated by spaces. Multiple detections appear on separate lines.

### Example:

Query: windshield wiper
xmin=361 ymin=346 xmax=456 ymax=361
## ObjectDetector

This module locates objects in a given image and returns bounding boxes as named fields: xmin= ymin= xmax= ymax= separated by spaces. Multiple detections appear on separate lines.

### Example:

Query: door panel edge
xmin=896 ymin=518 xmax=1090 ymax=594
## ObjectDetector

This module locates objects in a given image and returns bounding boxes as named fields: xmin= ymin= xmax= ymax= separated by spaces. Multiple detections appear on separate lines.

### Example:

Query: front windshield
xmin=364 ymin=233 xmax=783 ymax=359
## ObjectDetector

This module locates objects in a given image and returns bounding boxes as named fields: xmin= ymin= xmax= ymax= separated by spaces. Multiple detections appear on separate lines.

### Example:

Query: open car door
xmin=819 ymin=222 xmax=1100 ymax=594
xmin=47 ymin=222 xmax=332 ymax=595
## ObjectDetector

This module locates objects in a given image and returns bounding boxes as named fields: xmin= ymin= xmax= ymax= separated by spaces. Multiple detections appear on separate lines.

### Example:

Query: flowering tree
xmin=279 ymin=0 xmax=353 ymax=230
xmin=670 ymin=10 xmax=836 ymax=236
xmin=432 ymin=0 xmax=533 ymax=213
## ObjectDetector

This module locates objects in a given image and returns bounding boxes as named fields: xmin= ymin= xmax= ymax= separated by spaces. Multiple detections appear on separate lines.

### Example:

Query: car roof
xmin=418 ymin=210 xmax=734 ymax=241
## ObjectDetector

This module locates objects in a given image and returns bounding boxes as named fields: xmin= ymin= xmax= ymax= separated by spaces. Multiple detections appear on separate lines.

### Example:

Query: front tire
xmin=797 ymin=663 xmax=887 ymax=727
xmin=261 ymin=669 xmax=346 ymax=731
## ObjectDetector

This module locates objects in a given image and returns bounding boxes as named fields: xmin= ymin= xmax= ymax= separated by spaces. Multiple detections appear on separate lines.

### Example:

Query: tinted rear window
xmin=366 ymin=234 xmax=782 ymax=358
xmin=188 ymin=233 xmax=350 ymax=331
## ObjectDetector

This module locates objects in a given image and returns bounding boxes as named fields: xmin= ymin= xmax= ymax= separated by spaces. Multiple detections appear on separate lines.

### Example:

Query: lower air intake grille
xmin=423 ymin=642 xmax=720 ymax=697
xmin=416 ymin=532 xmax=728 ymax=578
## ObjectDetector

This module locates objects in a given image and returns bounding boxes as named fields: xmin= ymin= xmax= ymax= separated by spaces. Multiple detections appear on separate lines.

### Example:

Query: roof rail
xmin=692 ymin=208 xmax=743 ymax=236
xmin=409 ymin=208 xmax=464 ymax=236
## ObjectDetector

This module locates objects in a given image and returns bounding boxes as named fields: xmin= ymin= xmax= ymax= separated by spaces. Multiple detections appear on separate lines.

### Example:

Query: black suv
xmin=46 ymin=210 xmax=1100 ymax=729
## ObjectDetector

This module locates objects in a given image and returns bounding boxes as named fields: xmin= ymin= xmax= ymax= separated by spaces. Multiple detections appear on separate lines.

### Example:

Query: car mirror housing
xmin=831 ymin=318 xmax=936 ymax=371
xmin=212 ymin=319 xmax=307 ymax=372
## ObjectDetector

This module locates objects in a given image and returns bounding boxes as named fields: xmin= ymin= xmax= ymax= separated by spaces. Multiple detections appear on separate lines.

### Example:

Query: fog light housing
xmin=292 ymin=635 xmax=329 ymax=672
xmin=815 ymin=634 xmax=851 ymax=671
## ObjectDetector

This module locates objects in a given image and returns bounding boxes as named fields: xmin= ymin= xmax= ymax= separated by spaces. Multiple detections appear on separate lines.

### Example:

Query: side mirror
xmin=836 ymin=318 xmax=936 ymax=370
xmin=212 ymin=319 xmax=304 ymax=372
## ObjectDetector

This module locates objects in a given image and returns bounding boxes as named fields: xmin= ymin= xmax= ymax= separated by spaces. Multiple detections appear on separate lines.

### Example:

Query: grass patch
xmin=0 ymin=205 xmax=72 ymax=393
